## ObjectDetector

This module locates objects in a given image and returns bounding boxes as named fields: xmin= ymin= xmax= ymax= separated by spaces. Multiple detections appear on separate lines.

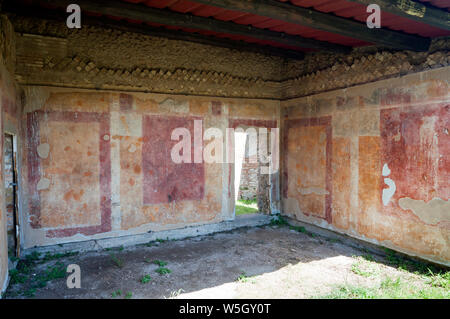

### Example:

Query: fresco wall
xmin=20 ymin=87 xmax=279 ymax=248
xmin=281 ymin=66 xmax=450 ymax=266
xmin=0 ymin=14 xmax=21 ymax=295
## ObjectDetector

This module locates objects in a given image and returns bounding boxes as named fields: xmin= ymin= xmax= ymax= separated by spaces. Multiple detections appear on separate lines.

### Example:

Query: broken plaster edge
xmin=20 ymin=214 xmax=272 ymax=257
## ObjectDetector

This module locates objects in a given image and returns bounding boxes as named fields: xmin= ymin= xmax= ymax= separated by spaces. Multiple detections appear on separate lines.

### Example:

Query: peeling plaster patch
xmin=37 ymin=178 xmax=50 ymax=190
xmin=37 ymin=143 xmax=50 ymax=159
xmin=382 ymin=163 xmax=391 ymax=177
xmin=159 ymin=98 xmax=189 ymax=113
xmin=382 ymin=178 xmax=396 ymax=206
xmin=382 ymin=163 xmax=395 ymax=206
xmin=399 ymin=197 xmax=450 ymax=225
xmin=128 ymin=144 xmax=136 ymax=153
xmin=298 ymin=187 xmax=329 ymax=195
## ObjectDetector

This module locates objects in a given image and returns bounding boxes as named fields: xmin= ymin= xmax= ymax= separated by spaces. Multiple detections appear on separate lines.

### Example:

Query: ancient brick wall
xmin=238 ymin=154 xmax=258 ymax=201
xmin=281 ymin=66 xmax=450 ymax=266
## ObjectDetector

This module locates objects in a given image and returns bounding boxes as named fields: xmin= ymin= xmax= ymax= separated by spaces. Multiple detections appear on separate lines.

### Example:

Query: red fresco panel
xmin=380 ymin=103 xmax=450 ymax=217
xmin=142 ymin=115 xmax=205 ymax=205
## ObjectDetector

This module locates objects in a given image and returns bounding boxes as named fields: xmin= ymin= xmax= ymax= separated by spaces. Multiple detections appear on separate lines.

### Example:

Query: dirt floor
xmin=4 ymin=224 xmax=449 ymax=299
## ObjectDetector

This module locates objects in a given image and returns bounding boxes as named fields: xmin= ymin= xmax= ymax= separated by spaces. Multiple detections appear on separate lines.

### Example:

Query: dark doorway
xmin=4 ymin=133 xmax=19 ymax=260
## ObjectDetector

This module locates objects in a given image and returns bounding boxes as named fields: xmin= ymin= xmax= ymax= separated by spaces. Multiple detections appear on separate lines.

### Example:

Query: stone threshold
xmin=21 ymin=214 xmax=273 ymax=257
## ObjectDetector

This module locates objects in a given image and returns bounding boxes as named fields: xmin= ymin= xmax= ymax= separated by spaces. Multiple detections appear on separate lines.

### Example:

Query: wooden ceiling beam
xmin=345 ymin=0 xmax=449 ymax=31
xmin=2 ymin=2 xmax=306 ymax=60
xmin=191 ymin=0 xmax=432 ymax=51
xmin=16 ymin=0 xmax=350 ymax=52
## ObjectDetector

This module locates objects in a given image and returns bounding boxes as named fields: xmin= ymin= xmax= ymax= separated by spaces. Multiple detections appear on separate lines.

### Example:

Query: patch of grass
xmin=125 ymin=292 xmax=133 ymax=299
xmin=235 ymin=199 xmax=258 ymax=216
xmin=38 ymin=262 xmax=66 ymax=282
xmin=425 ymin=269 xmax=450 ymax=289
xmin=155 ymin=267 xmax=171 ymax=275
xmin=25 ymin=251 xmax=41 ymax=262
xmin=42 ymin=251 xmax=78 ymax=262
xmin=320 ymin=276 xmax=450 ymax=299
xmin=156 ymin=238 xmax=168 ymax=243
xmin=111 ymin=290 xmax=122 ymax=298
xmin=110 ymin=254 xmax=124 ymax=268
xmin=23 ymin=288 xmax=37 ymax=298
xmin=7 ymin=251 xmax=76 ymax=297
xmin=9 ymin=269 xmax=27 ymax=284
xmin=239 ymin=199 xmax=257 ymax=205
xmin=383 ymin=248 xmax=448 ymax=279
xmin=140 ymin=274 xmax=152 ymax=284
xmin=8 ymin=249 xmax=19 ymax=263
xmin=153 ymin=260 xmax=168 ymax=267
xmin=236 ymin=272 xmax=248 ymax=282
xmin=322 ymin=285 xmax=376 ymax=299
xmin=361 ymin=253 xmax=375 ymax=262
xmin=236 ymin=272 xmax=256 ymax=284
xmin=165 ymin=288 xmax=185 ymax=299
xmin=269 ymin=214 xmax=288 ymax=226
xmin=351 ymin=256 xmax=379 ymax=278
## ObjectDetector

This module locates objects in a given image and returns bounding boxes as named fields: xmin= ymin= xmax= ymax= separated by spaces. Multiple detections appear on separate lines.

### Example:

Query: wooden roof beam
xmin=345 ymin=0 xmax=449 ymax=31
xmin=20 ymin=0 xmax=350 ymax=52
xmin=191 ymin=0 xmax=432 ymax=51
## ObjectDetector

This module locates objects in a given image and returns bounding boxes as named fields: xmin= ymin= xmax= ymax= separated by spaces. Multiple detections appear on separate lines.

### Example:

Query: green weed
xmin=153 ymin=260 xmax=168 ymax=267
xmin=110 ymin=254 xmax=124 ymax=268
xmin=155 ymin=267 xmax=171 ymax=275
xmin=140 ymin=274 xmax=152 ymax=284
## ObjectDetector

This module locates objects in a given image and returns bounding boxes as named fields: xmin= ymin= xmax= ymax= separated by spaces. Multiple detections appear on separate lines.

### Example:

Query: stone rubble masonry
xmin=9 ymin=16 xmax=450 ymax=100
xmin=238 ymin=154 xmax=259 ymax=201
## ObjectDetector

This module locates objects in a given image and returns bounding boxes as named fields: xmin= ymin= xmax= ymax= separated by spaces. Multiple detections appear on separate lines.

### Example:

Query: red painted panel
xmin=142 ymin=115 xmax=205 ymax=204
xmin=380 ymin=103 xmax=450 ymax=215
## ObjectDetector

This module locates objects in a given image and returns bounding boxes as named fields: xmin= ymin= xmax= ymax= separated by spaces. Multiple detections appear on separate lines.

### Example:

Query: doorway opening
xmin=4 ymin=133 xmax=20 ymax=264
xmin=234 ymin=129 xmax=270 ymax=217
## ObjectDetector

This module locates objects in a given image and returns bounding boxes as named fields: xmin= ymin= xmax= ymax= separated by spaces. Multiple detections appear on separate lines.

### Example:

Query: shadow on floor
xmin=4 ymin=225 xmax=444 ymax=299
